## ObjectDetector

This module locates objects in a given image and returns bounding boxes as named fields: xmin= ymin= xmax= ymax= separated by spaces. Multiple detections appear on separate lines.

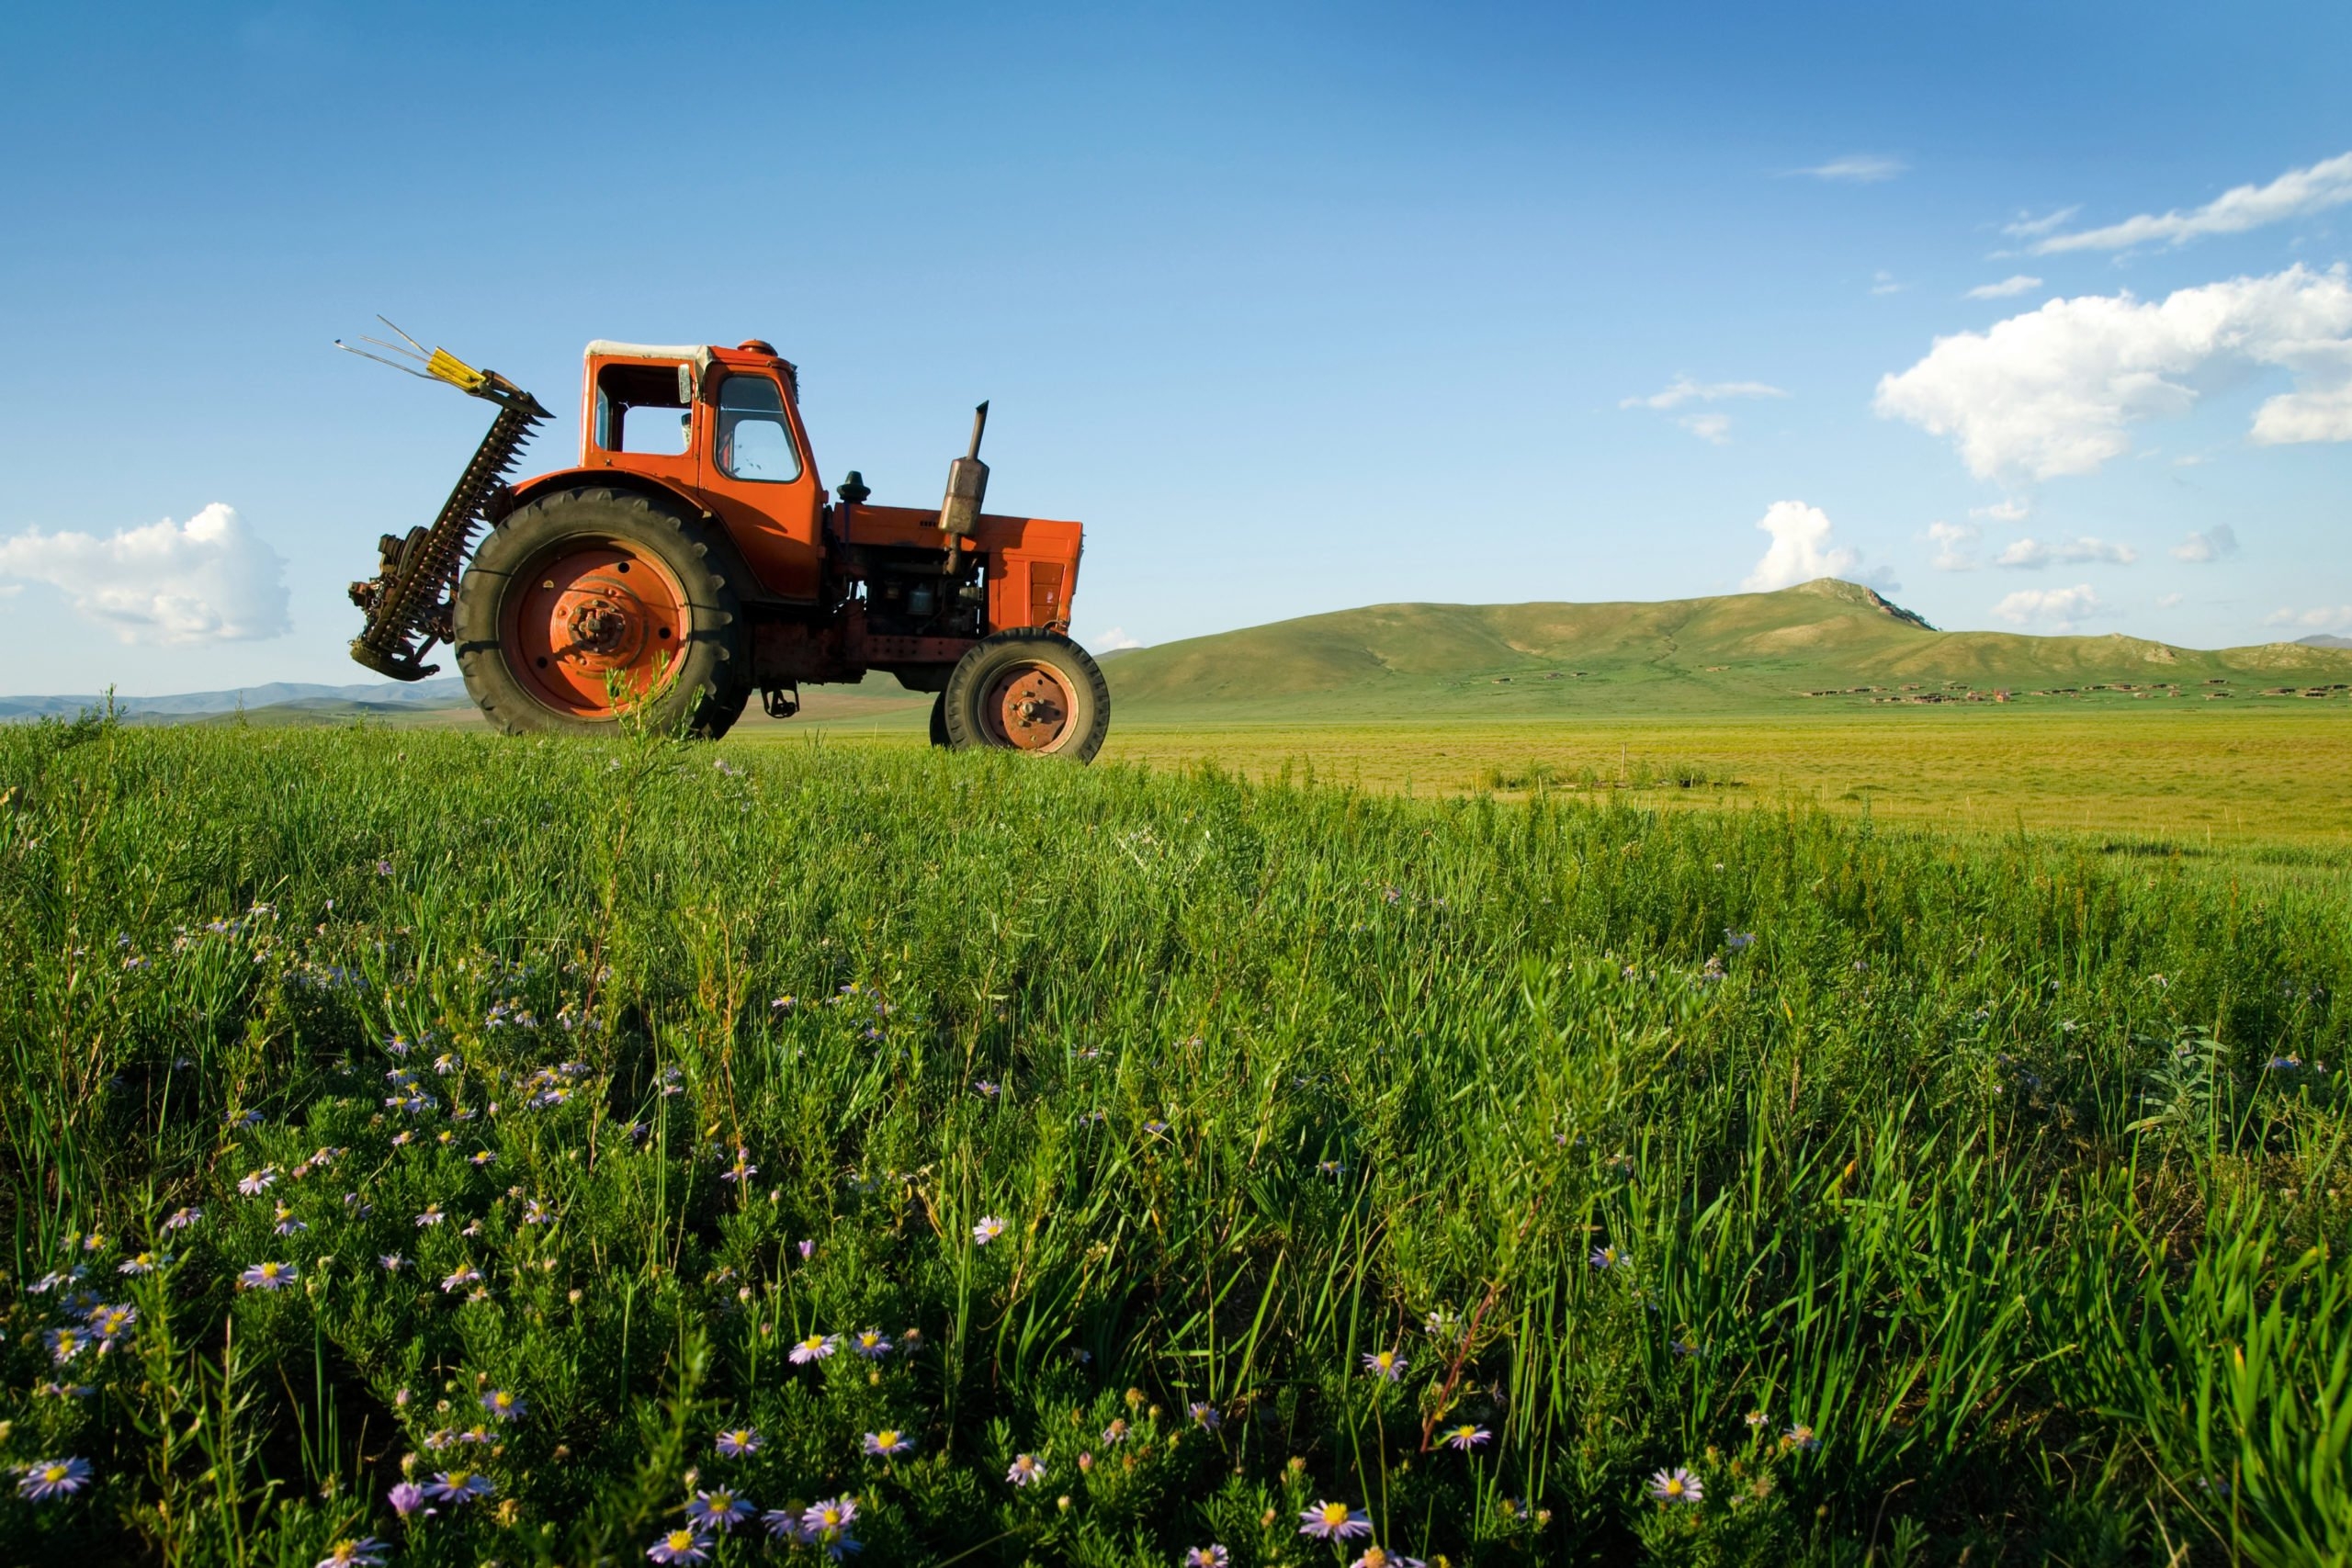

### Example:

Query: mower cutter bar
xmin=343 ymin=333 xmax=549 ymax=682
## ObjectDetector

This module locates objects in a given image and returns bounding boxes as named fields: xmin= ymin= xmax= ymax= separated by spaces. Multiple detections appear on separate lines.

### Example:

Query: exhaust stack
xmin=937 ymin=400 xmax=989 ymax=537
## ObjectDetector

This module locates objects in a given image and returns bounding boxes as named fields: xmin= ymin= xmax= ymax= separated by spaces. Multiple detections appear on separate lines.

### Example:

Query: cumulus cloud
xmin=1925 ymin=520 xmax=1981 ymax=570
xmin=2174 ymin=525 xmax=2240 ymax=562
xmin=1091 ymin=626 xmax=1143 ymax=651
xmin=1741 ymin=501 xmax=1897 ymax=592
xmin=1871 ymin=271 xmax=1905 ymax=296
xmin=1995 ymin=536 xmax=2137 ymax=569
xmin=2267 ymin=604 xmax=2352 ymax=632
xmin=2002 ymin=207 xmax=2081 ymax=240
xmin=2032 ymin=150 xmax=2352 ymax=254
xmin=1620 ymin=378 xmax=1788 ymax=411
xmin=1873 ymin=264 xmax=2352 ymax=479
xmin=1993 ymin=584 xmax=2104 ymax=630
xmin=1679 ymin=413 xmax=1732 ymax=445
xmin=0 ymin=503 xmax=289 ymax=644
xmin=2155 ymin=592 xmax=2186 ymax=609
xmin=1971 ymin=500 xmax=2030 ymax=522
xmin=1790 ymin=154 xmax=1907 ymax=184
xmin=1966 ymin=276 xmax=2044 ymax=299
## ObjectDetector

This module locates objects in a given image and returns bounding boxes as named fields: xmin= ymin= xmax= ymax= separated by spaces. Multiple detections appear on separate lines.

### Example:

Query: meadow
xmin=4 ymin=716 xmax=2350 ymax=1566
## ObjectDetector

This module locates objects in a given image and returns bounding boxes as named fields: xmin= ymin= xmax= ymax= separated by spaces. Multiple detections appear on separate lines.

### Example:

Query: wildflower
xmin=1744 ymin=1410 xmax=1768 ymax=1428
xmin=386 ymin=1480 xmax=429 ymax=1517
xmin=88 ymin=1303 xmax=137 ymax=1348
xmin=460 ymin=1222 xmax=482 ymax=1237
xmin=1186 ymin=1550 xmax=1231 ymax=1567
xmin=852 ymin=1328 xmax=892 ymax=1359
xmin=1299 ymin=1501 xmax=1374 ymax=1540
xmin=315 ymin=1540 xmax=390 ymax=1567
xmin=469 ymin=1149 xmax=496 ymax=1168
xmin=686 ymin=1487 xmax=755 ymax=1531
xmin=1590 ymin=1245 xmax=1624 ymax=1270
xmin=1362 ymin=1348 xmax=1407 ymax=1381
xmin=646 ymin=1530 xmax=711 ymax=1565
xmin=119 ymin=1251 xmax=160 ymax=1275
xmin=973 ymin=1214 xmax=1006 ymax=1245
xmin=973 ymin=1079 xmax=1000 ymax=1098
xmin=424 ymin=1469 xmax=494 ymax=1503
xmin=1101 ymin=1417 xmax=1130 ymax=1444
xmin=523 ymin=1199 xmax=553 ymax=1225
xmin=376 ymin=859 xmax=393 ymax=876
xmin=17 ymin=1458 xmax=94 ymax=1500
xmin=1724 ymin=930 xmax=1756 ymax=951
xmin=900 ymin=1325 xmax=924 ymax=1351
xmin=1441 ymin=1424 xmax=1491 ymax=1450
xmin=1645 ymin=1465 xmax=1704 ymax=1505
xmin=274 ymin=1204 xmax=307 ymax=1236
xmin=47 ymin=1327 xmax=88 ymax=1363
xmin=771 ymin=995 xmax=795 ymax=1011
xmin=1189 ymin=1402 xmax=1223 ymax=1430
xmin=379 ymin=1253 xmax=405 ymax=1271
xmin=788 ymin=1332 xmax=840 ymax=1364
xmin=1317 ymin=1158 xmax=1346 ymax=1177
xmin=1144 ymin=1119 xmax=1170 ymax=1136
xmin=1670 ymin=1338 xmax=1699 ymax=1359
xmin=164 ymin=1206 xmax=202 ymax=1232
xmin=1783 ymin=1423 xmax=1820 ymax=1451
xmin=440 ymin=1266 xmax=482 ymax=1292
xmin=1351 ymin=1551 xmax=1426 ymax=1568
xmin=801 ymin=1496 xmax=858 ymax=1535
xmin=240 ymin=1260 xmax=299 ymax=1292
xmin=29 ymin=1270 xmax=69 ymax=1293
xmin=720 ymin=1148 xmax=757 ymax=1183
xmin=862 ymin=1428 xmax=912 ymax=1457
xmin=238 ymin=1168 xmax=279 ymax=1197
xmin=797 ymin=1238 xmax=816 ymax=1261
xmin=481 ymin=1389 xmax=526 ymax=1422
xmin=1006 ymin=1453 xmax=1046 ymax=1486
xmin=416 ymin=1204 xmax=446 ymax=1227
xmin=714 ymin=1427 xmax=762 ymax=1458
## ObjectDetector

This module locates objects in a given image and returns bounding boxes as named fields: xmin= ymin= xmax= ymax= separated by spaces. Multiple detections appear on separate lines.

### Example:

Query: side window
xmin=714 ymin=376 xmax=802 ymax=482
xmin=594 ymin=362 xmax=692 ymax=456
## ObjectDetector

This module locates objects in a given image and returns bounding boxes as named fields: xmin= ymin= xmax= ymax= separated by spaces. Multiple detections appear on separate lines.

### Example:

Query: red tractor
xmin=342 ymin=328 xmax=1109 ymax=759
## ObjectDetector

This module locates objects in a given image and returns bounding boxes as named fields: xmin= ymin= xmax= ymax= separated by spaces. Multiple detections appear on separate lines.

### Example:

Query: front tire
xmin=454 ymin=487 xmax=750 ymax=739
xmin=940 ymin=630 xmax=1110 ymax=761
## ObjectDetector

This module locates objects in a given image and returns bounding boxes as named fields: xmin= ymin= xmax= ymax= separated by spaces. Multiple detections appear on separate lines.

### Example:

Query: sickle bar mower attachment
xmin=339 ymin=321 xmax=551 ymax=681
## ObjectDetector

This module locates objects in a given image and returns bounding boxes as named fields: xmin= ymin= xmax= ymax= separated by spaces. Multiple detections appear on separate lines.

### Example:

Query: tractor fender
xmin=495 ymin=469 xmax=771 ymax=604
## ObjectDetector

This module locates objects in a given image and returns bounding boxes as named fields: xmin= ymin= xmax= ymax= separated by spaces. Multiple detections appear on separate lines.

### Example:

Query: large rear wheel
xmin=454 ymin=487 xmax=751 ymax=738
xmin=940 ymin=629 xmax=1110 ymax=761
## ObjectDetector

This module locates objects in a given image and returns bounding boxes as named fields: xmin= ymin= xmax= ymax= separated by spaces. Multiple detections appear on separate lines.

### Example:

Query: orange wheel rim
xmin=982 ymin=661 xmax=1080 ymax=751
xmin=504 ymin=541 xmax=689 ymax=718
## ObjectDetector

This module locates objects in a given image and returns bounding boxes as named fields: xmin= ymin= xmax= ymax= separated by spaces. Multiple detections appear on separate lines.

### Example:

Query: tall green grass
xmin=1 ymin=718 xmax=2347 ymax=1565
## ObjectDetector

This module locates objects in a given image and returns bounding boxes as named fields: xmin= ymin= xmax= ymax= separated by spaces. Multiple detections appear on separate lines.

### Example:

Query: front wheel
xmin=940 ymin=630 xmax=1110 ymax=761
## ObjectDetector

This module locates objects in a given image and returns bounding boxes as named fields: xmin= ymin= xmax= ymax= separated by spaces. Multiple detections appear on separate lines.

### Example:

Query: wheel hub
xmin=504 ymin=545 xmax=688 ymax=717
xmin=984 ymin=664 xmax=1076 ymax=750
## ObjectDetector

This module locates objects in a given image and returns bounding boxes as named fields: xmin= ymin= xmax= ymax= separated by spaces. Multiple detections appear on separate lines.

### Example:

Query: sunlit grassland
xmin=4 ymin=721 xmax=2350 ymax=1565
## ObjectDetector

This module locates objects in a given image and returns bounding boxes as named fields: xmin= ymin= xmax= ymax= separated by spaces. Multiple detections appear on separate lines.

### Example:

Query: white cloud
xmin=2033 ymin=150 xmax=2352 ymax=254
xmin=2002 ymin=206 xmax=2081 ymax=240
xmin=1995 ymin=536 xmax=2137 ymax=569
xmin=1791 ymin=154 xmax=1906 ymax=184
xmin=1871 ymin=271 xmax=1905 ymax=296
xmin=1966 ymin=275 xmax=2044 ymax=299
xmin=1620 ymin=378 xmax=1788 ymax=411
xmin=2267 ymin=604 xmax=2352 ymax=632
xmin=1925 ymin=520 xmax=1980 ymax=570
xmin=1971 ymin=500 xmax=2030 ymax=522
xmin=1993 ymin=584 xmax=2105 ymax=630
xmin=1091 ymin=626 xmax=1143 ymax=651
xmin=0 ymin=503 xmax=289 ymax=645
xmin=2155 ymin=592 xmax=2185 ymax=609
xmin=1679 ymin=413 xmax=1732 ymax=445
xmin=1873 ymin=264 xmax=2352 ymax=479
xmin=1741 ymin=500 xmax=1897 ymax=592
xmin=2173 ymin=525 xmax=2240 ymax=562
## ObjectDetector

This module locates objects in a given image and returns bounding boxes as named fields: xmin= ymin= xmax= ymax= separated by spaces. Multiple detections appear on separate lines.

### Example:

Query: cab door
xmin=697 ymin=367 xmax=824 ymax=601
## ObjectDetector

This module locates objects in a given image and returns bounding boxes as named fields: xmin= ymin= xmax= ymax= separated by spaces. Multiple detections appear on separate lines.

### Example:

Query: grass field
xmin=5 ymin=718 xmax=2351 ymax=1566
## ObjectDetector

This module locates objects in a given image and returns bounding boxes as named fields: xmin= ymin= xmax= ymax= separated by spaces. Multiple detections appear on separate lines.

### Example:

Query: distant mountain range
xmin=0 ymin=678 xmax=470 ymax=720
xmin=2301 ymin=634 xmax=2352 ymax=650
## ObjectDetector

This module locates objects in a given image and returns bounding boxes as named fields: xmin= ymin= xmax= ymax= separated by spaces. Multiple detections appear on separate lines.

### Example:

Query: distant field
xmin=747 ymin=703 xmax=2352 ymax=853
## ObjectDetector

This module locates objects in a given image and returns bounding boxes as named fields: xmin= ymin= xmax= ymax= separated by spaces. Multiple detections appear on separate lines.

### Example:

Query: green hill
xmin=1105 ymin=579 xmax=2352 ymax=718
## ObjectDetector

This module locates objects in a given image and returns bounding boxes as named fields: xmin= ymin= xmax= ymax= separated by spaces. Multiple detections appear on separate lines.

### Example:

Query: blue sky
xmin=2 ymin=0 xmax=2348 ymax=694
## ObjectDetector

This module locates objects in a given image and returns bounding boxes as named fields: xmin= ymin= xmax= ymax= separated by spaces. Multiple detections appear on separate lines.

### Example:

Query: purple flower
xmin=1590 ymin=1245 xmax=1624 ymax=1270
xmin=481 ymin=1389 xmax=526 ymax=1422
xmin=1647 ymin=1466 xmax=1703 ymax=1504
xmin=1351 ymin=1551 xmax=1426 ymax=1568
xmin=379 ymin=1253 xmax=405 ymax=1271
xmin=315 ymin=1540 xmax=390 ymax=1567
xmin=801 ymin=1496 xmax=858 ymax=1535
xmin=47 ymin=1327 xmax=87 ymax=1363
xmin=1724 ymin=930 xmax=1756 ymax=951
xmin=1189 ymin=1402 xmax=1222 ymax=1430
xmin=685 ymin=1487 xmax=754 ymax=1531
xmin=1362 ymin=1348 xmax=1407 ymax=1381
xmin=797 ymin=1238 xmax=815 ymax=1261
xmin=1006 ymin=1453 xmax=1046 ymax=1486
xmin=274 ymin=1204 xmax=307 ymax=1236
xmin=789 ymin=1333 xmax=840 ymax=1364
xmin=523 ymin=1199 xmax=553 ymax=1225
xmin=862 ymin=1428 xmax=913 ymax=1457
xmin=386 ymin=1480 xmax=429 ymax=1517
xmin=719 ymin=1148 xmax=757 ymax=1183
xmin=1441 ymin=1423 xmax=1490 ymax=1450
xmin=714 ymin=1427 xmax=762 ymax=1458
xmin=164 ymin=1206 xmax=202 ymax=1231
xmin=239 ymin=1260 xmax=298 ymax=1292
xmin=238 ymin=1168 xmax=279 ymax=1197
xmin=415 ymin=1204 xmax=445 ymax=1227
xmin=972 ymin=1215 xmax=1006 ymax=1246
xmin=1185 ymin=1551 xmax=1230 ymax=1568
xmin=646 ymin=1528 xmax=711 ymax=1564
xmin=851 ymin=1329 xmax=892 ymax=1359
xmin=440 ymin=1266 xmax=482 ymax=1293
xmin=1300 ymin=1502 xmax=1374 ymax=1540
xmin=424 ymin=1469 xmax=494 ymax=1503
xmin=17 ymin=1457 xmax=93 ymax=1500
xmin=1783 ymin=1423 xmax=1820 ymax=1451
